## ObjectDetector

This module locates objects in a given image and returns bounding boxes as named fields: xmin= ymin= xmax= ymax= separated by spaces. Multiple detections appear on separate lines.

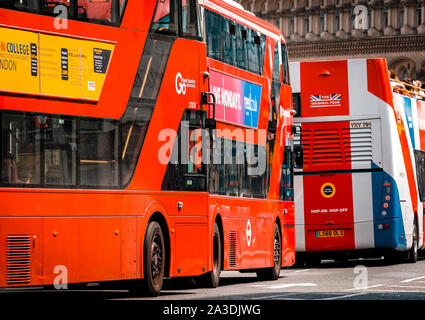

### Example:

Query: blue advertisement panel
xmin=209 ymin=69 xmax=262 ymax=128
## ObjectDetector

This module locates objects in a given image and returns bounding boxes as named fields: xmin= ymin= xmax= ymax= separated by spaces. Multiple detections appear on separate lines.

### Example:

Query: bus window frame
xmin=150 ymin=0 xmax=202 ymax=41
xmin=202 ymin=7 xmax=266 ymax=76
xmin=281 ymin=42 xmax=290 ymax=85
xmin=196 ymin=1 xmax=204 ymax=40
xmin=150 ymin=0 xmax=179 ymax=36
xmin=180 ymin=0 xmax=202 ymax=40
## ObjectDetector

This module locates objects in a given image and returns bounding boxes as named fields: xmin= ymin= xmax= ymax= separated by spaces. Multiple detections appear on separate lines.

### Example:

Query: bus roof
xmin=202 ymin=0 xmax=286 ymax=43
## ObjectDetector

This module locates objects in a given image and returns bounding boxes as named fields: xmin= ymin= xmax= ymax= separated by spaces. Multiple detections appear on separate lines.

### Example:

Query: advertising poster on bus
xmin=0 ymin=27 xmax=114 ymax=100
xmin=209 ymin=69 xmax=261 ymax=129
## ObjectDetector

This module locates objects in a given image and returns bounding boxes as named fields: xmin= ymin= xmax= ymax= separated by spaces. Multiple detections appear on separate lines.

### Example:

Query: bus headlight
xmin=381 ymin=210 xmax=387 ymax=217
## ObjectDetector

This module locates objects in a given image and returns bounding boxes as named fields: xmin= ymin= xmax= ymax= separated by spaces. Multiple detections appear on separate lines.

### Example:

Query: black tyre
xmin=257 ymin=223 xmax=282 ymax=281
xmin=408 ymin=219 xmax=418 ymax=263
xmin=143 ymin=221 xmax=166 ymax=296
xmin=203 ymin=223 xmax=222 ymax=288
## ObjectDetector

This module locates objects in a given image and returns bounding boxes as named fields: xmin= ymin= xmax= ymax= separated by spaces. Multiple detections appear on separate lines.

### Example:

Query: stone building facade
xmin=237 ymin=0 xmax=425 ymax=82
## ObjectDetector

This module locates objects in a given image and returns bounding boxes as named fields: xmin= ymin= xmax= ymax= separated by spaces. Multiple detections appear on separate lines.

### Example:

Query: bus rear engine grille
xmin=301 ymin=126 xmax=373 ymax=166
xmin=6 ymin=235 xmax=31 ymax=285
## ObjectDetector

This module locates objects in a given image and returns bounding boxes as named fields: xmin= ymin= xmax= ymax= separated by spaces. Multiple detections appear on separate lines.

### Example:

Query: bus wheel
xmin=203 ymin=223 xmax=222 ymax=288
xmin=408 ymin=219 xmax=418 ymax=263
xmin=144 ymin=221 xmax=166 ymax=296
xmin=257 ymin=223 xmax=282 ymax=281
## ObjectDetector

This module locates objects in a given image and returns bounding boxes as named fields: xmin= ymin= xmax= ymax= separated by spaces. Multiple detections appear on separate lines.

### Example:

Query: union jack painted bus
xmin=291 ymin=58 xmax=425 ymax=264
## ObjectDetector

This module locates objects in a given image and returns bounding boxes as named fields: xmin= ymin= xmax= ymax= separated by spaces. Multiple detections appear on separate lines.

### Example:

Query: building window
xmin=305 ymin=12 xmax=310 ymax=33
xmin=335 ymin=9 xmax=340 ymax=31
xmin=383 ymin=4 xmax=388 ymax=29
xmin=400 ymin=3 xmax=404 ymax=27
xmin=290 ymin=16 xmax=294 ymax=34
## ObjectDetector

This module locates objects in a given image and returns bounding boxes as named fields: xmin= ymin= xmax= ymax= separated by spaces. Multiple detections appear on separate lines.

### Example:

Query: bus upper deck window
xmin=0 ymin=0 xmax=123 ymax=25
xmin=151 ymin=0 xmax=178 ymax=35
xmin=77 ymin=0 xmax=121 ymax=24
xmin=42 ymin=0 xmax=70 ymax=15
xmin=181 ymin=0 xmax=199 ymax=38
xmin=281 ymin=42 xmax=289 ymax=85
xmin=78 ymin=0 xmax=110 ymax=20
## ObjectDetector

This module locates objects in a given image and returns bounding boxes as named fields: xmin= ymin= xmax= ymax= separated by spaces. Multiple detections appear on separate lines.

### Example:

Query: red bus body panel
xmin=0 ymin=0 xmax=295 ymax=288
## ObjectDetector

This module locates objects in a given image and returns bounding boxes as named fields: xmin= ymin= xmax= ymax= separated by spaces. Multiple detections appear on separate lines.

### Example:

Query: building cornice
xmin=287 ymin=34 xmax=425 ymax=59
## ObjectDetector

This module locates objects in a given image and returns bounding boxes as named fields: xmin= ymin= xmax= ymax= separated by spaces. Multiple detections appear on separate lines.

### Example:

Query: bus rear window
xmin=0 ymin=0 xmax=127 ymax=26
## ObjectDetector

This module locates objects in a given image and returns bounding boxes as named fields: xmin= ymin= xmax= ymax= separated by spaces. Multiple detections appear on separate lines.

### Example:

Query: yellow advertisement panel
xmin=0 ymin=27 xmax=114 ymax=101
xmin=0 ymin=28 xmax=39 ymax=94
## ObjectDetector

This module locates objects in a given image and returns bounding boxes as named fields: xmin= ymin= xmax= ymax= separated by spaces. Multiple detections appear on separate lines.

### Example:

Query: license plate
xmin=316 ymin=230 xmax=344 ymax=238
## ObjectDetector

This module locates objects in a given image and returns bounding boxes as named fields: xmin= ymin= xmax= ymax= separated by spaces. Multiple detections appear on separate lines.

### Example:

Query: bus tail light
xmin=381 ymin=182 xmax=392 ymax=219
xmin=378 ymin=224 xmax=390 ymax=230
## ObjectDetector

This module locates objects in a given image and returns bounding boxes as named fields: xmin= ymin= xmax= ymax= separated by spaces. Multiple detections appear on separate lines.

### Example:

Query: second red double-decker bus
xmin=0 ymin=0 xmax=296 ymax=296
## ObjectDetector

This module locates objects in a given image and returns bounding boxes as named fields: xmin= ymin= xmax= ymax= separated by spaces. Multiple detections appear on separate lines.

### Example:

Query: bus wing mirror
xmin=201 ymin=92 xmax=216 ymax=129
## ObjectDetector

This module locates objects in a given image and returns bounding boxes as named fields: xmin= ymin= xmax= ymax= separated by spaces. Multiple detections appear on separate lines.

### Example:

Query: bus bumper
xmin=374 ymin=217 xmax=407 ymax=251
xmin=296 ymin=217 xmax=406 ymax=253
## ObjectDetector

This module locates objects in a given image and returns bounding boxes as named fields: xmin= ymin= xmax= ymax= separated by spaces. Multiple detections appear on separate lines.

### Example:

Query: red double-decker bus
xmin=0 ymin=0 xmax=296 ymax=296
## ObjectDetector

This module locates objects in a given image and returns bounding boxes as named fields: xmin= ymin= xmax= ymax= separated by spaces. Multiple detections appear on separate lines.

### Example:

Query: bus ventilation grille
xmin=301 ymin=126 xmax=373 ymax=167
xmin=228 ymin=232 xmax=237 ymax=268
xmin=6 ymin=235 xmax=31 ymax=285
